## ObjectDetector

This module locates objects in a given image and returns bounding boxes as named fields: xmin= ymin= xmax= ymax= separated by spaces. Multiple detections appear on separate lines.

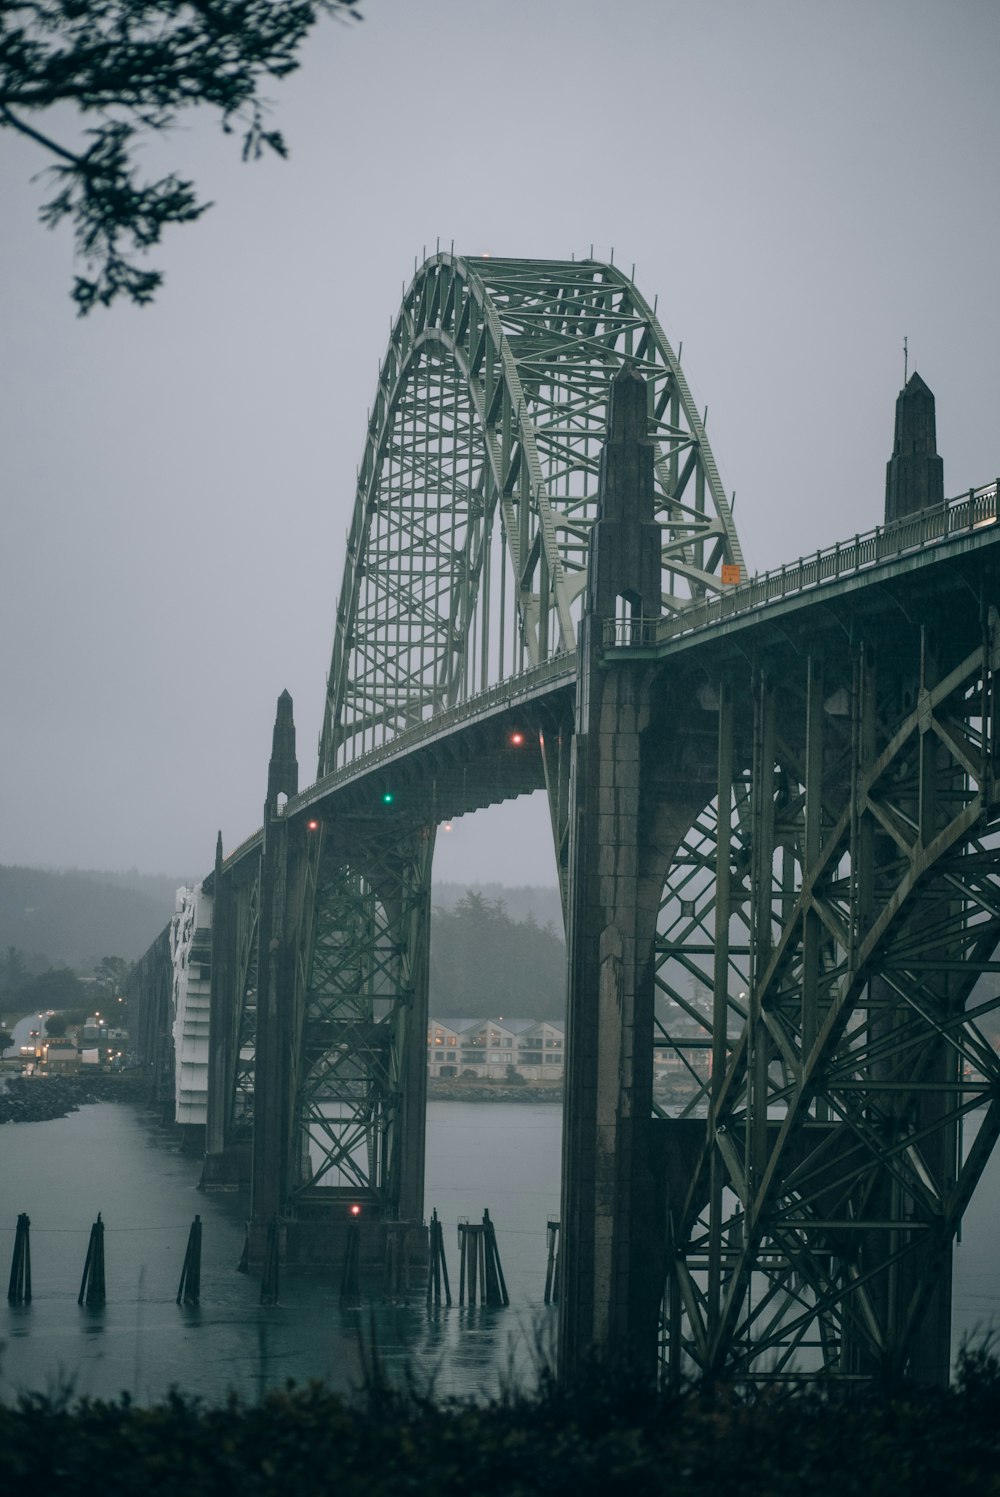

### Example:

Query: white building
xmin=427 ymin=1016 xmax=564 ymax=1080
xmin=170 ymin=884 xmax=212 ymax=1127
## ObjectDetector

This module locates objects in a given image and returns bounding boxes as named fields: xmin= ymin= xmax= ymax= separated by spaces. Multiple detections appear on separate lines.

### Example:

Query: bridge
xmin=128 ymin=253 xmax=1000 ymax=1388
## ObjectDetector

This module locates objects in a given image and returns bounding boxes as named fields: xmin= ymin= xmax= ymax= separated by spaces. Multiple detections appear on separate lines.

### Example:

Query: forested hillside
xmin=433 ymin=881 xmax=563 ymax=931
xmin=0 ymin=865 xmax=180 ymax=969
xmin=0 ymin=866 xmax=566 ymax=1017
xmin=429 ymin=890 xmax=565 ymax=1021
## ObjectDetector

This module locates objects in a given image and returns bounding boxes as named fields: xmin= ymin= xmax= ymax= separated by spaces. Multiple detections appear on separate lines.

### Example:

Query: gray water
xmin=0 ymin=1099 xmax=562 ymax=1406
xmin=1 ymin=1092 xmax=998 ymax=1406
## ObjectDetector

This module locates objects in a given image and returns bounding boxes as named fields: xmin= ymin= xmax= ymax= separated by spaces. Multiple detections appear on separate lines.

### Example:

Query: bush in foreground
xmin=1 ymin=1351 xmax=999 ymax=1496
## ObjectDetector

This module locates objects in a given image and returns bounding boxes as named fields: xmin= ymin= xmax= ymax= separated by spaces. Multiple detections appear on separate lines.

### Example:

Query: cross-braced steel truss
xmin=293 ymin=828 xmax=433 ymax=1220
xmin=320 ymin=254 xmax=742 ymax=771
xmin=659 ymin=617 xmax=1000 ymax=1385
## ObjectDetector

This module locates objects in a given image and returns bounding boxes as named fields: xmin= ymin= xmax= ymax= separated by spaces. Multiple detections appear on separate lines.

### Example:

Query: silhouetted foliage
xmin=43 ymin=1011 xmax=69 ymax=1036
xmin=430 ymin=891 xmax=565 ymax=1020
xmin=0 ymin=1349 xmax=999 ymax=1495
xmin=1 ymin=0 xmax=361 ymax=311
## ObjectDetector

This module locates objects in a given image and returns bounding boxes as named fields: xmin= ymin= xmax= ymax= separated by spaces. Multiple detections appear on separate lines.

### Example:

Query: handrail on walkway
xmin=222 ymin=479 xmax=999 ymax=872
xmin=604 ymin=480 xmax=1000 ymax=650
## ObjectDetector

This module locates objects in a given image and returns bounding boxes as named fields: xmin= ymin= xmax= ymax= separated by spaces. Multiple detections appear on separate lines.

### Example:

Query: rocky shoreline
xmin=0 ymin=1072 xmax=146 ymax=1125
xmin=428 ymin=1080 xmax=563 ymax=1103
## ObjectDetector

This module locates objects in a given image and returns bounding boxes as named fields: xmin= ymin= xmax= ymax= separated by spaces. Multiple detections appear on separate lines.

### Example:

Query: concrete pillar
xmin=251 ymin=692 xmax=301 ymax=1232
xmin=560 ymin=366 xmax=665 ymax=1376
xmin=885 ymin=372 xmax=944 ymax=525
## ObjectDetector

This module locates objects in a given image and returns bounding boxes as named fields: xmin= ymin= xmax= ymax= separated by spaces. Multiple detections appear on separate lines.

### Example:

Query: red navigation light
xmin=443 ymin=821 xmax=453 ymax=832
xmin=307 ymin=819 xmax=320 ymax=831
xmin=509 ymin=730 xmax=525 ymax=747
xmin=349 ymin=1203 xmax=362 ymax=1218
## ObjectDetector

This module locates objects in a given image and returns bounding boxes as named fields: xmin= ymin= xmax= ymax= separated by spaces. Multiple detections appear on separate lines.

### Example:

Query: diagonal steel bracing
xmin=657 ymin=605 xmax=1000 ymax=1386
xmin=320 ymin=254 xmax=741 ymax=774
xmin=157 ymin=256 xmax=1000 ymax=1385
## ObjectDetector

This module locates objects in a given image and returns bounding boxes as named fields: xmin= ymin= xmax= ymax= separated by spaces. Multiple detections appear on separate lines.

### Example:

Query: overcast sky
xmin=2 ymin=0 xmax=998 ymax=889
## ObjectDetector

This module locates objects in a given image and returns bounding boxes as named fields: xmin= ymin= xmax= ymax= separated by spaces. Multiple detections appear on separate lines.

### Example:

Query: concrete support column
xmin=250 ymin=693 xmax=301 ymax=1235
xmin=560 ymin=365 xmax=665 ymax=1376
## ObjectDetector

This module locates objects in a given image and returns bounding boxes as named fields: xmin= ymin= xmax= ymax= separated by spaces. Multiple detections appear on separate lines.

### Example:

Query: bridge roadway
xmin=125 ymin=251 xmax=1000 ymax=1389
xmin=220 ymin=479 xmax=1000 ymax=877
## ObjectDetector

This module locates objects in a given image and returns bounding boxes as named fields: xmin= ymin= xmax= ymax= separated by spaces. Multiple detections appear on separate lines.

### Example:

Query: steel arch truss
xmin=660 ymin=619 xmax=1000 ymax=1385
xmin=321 ymin=254 xmax=742 ymax=772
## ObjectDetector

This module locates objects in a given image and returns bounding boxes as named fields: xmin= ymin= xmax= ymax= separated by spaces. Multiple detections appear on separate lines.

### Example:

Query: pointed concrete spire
xmin=265 ymin=690 xmax=298 ymax=811
xmin=586 ymin=365 xmax=660 ymax=621
xmin=885 ymin=370 xmax=944 ymax=525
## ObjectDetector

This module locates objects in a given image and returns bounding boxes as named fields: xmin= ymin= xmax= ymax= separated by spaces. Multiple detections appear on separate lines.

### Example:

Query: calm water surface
xmin=1 ymin=1093 xmax=997 ymax=1404
xmin=0 ymin=1099 xmax=561 ymax=1405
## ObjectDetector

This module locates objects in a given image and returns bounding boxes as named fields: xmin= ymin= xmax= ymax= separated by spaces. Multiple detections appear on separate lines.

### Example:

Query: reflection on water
xmin=0 ymin=1101 xmax=561 ymax=1406
xmin=1 ymin=1098 xmax=997 ymax=1404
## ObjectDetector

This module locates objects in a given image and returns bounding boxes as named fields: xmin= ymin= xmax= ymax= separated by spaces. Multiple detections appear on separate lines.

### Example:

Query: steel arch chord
xmin=320 ymin=254 xmax=741 ymax=775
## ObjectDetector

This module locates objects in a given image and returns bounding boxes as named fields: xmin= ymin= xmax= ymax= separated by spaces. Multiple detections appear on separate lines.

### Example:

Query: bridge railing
xmin=604 ymin=480 xmax=999 ymax=650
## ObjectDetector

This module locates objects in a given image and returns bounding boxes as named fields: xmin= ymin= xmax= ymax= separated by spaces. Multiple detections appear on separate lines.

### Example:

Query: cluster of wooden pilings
xmin=457 ymin=1210 xmax=509 ymax=1307
xmin=5 ymin=1213 xmax=205 ymax=1308
xmin=6 ymin=1209 xmax=541 ymax=1315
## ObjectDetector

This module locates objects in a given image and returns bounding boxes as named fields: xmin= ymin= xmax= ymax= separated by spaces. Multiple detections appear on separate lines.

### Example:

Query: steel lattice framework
xmin=290 ymin=254 xmax=743 ymax=1220
xmin=320 ymin=253 xmax=742 ymax=771
xmin=125 ymin=253 xmax=1000 ymax=1387
xmin=654 ymin=613 xmax=1000 ymax=1384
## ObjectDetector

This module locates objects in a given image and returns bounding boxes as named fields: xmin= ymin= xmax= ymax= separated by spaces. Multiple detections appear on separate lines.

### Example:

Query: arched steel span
xmin=122 ymin=244 xmax=1000 ymax=1388
xmin=320 ymin=254 xmax=742 ymax=774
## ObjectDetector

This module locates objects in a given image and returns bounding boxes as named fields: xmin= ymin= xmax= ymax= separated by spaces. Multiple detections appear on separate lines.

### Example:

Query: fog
xmin=2 ymin=0 xmax=997 ymax=885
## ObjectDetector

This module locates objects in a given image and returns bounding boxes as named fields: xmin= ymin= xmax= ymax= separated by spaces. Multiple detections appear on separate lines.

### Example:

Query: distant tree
xmin=44 ymin=1013 xmax=69 ymax=1037
xmin=0 ymin=1029 xmax=13 ymax=1054
xmin=0 ymin=945 xmax=29 ymax=1000
xmin=94 ymin=955 xmax=130 ymax=993
xmin=18 ymin=966 xmax=87 ymax=1011
xmin=1 ymin=0 xmax=362 ymax=312
xmin=430 ymin=892 xmax=565 ymax=1021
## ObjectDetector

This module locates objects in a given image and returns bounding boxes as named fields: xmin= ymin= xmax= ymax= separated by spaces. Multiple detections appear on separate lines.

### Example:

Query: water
xmin=0 ymin=1099 xmax=562 ymax=1406
xmin=1 ymin=1091 xmax=998 ymax=1406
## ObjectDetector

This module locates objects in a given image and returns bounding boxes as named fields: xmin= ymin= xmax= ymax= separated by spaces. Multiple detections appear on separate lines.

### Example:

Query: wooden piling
xmin=544 ymin=1219 xmax=560 ymax=1305
xmin=483 ymin=1209 xmax=509 ymax=1307
xmin=78 ymin=1213 xmax=106 ymax=1306
xmin=426 ymin=1208 xmax=452 ymax=1307
xmin=176 ymin=1214 xmax=203 ymax=1305
xmin=7 ymin=1213 xmax=31 ymax=1305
